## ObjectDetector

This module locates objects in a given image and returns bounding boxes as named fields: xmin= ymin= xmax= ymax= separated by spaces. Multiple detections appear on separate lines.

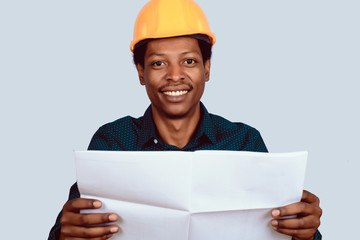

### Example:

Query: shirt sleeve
xmin=88 ymin=125 xmax=113 ymax=150
xmin=254 ymin=129 xmax=268 ymax=153
xmin=314 ymin=229 xmax=322 ymax=240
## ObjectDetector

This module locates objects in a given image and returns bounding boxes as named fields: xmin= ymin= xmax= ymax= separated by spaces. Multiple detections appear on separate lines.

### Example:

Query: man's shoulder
xmin=205 ymin=112 xmax=267 ymax=152
xmin=88 ymin=115 xmax=145 ymax=151
xmin=208 ymin=112 xmax=260 ymax=134
xmin=97 ymin=115 xmax=143 ymax=135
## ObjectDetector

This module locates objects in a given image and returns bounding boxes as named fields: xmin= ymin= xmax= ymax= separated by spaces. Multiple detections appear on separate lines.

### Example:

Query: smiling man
xmin=137 ymin=37 xmax=210 ymax=148
xmin=49 ymin=0 xmax=322 ymax=240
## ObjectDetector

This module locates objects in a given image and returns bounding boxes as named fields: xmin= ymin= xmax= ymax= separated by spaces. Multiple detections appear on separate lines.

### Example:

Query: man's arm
xmin=48 ymin=183 xmax=80 ymax=240
xmin=271 ymin=190 xmax=322 ymax=240
xmin=48 ymin=183 xmax=120 ymax=240
xmin=59 ymin=198 xmax=119 ymax=240
xmin=49 ymin=125 xmax=118 ymax=240
xmin=251 ymin=130 xmax=322 ymax=239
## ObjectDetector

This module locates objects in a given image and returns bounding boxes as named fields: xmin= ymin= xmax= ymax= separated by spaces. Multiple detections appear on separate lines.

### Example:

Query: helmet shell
xmin=130 ymin=0 xmax=216 ymax=52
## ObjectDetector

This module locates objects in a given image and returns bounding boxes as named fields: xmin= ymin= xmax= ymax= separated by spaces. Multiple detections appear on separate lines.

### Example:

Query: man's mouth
xmin=163 ymin=90 xmax=189 ymax=96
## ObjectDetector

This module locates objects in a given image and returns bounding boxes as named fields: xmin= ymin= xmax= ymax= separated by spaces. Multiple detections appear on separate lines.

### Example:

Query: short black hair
xmin=133 ymin=34 xmax=212 ymax=68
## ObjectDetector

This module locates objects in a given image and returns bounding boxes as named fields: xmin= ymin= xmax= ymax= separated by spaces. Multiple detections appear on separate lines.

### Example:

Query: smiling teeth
xmin=164 ymin=90 xmax=188 ymax=96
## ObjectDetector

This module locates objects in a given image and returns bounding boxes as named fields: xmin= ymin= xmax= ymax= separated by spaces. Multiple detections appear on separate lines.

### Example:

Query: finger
xmin=61 ymin=212 xmax=119 ymax=226
xmin=63 ymin=198 xmax=102 ymax=213
xmin=61 ymin=224 xmax=119 ymax=238
xmin=272 ymin=202 xmax=317 ymax=218
xmin=272 ymin=215 xmax=321 ymax=230
xmin=273 ymin=227 xmax=317 ymax=240
xmin=301 ymin=190 xmax=320 ymax=205
xmin=63 ymin=235 xmax=113 ymax=240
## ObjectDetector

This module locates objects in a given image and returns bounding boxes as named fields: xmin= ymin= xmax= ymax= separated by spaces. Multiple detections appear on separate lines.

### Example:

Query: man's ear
xmin=136 ymin=64 xmax=145 ymax=85
xmin=204 ymin=59 xmax=211 ymax=82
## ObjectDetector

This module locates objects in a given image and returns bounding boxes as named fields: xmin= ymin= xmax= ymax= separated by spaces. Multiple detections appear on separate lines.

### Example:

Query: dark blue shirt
xmin=48 ymin=103 xmax=321 ymax=239
xmin=88 ymin=103 xmax=268 ymax=152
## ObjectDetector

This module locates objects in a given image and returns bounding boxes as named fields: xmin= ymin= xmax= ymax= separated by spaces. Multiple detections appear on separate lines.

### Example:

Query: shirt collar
xmin=138 ymin=105 xmax=157 ymax=149
xmin=138 ymin=102 xmax=216 ymax=149
xmin=198 ymin=102 xmax=217 ymax=145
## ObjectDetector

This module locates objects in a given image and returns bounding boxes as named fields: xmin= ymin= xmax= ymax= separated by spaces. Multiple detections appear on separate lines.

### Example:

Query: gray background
xmin=1 ymin=0 xmax=359 ymax=239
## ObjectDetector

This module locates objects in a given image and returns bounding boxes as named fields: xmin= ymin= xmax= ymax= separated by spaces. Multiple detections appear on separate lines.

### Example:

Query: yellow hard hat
xmin=130 ymin=0 xmax=216 ymax=52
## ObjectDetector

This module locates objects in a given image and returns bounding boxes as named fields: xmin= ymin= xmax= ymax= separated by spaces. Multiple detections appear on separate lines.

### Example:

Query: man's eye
xmin=184 ymin=59 xmax=196 ymax=65
xmin=153 ymin=61 xmax=164 ymax=67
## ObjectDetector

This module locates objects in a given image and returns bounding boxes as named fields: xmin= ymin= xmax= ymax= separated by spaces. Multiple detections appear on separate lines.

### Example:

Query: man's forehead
xmin=145 ymin=37 xmax=201 ymax=57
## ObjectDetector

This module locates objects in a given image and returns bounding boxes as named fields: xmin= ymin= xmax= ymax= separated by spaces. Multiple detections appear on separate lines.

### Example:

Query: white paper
xmin=75 ymin=150 xmax=307 ymax=240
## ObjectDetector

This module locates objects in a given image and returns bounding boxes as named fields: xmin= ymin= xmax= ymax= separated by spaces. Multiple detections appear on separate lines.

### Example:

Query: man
xmin=49 ymin=0 xmax=322 ymax=239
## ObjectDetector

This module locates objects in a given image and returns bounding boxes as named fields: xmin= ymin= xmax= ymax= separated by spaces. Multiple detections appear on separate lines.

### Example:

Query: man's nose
xmin=166 ymin=63 xmax=185 ymax=82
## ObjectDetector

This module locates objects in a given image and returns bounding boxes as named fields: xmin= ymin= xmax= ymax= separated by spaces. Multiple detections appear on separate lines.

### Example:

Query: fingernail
xmin=93 ymin=201 xmax=102 ymax=208
xmin=109 ymin=214 xmax=118 ymax=221
xmin=272 ymin=209 xmax=280 ymax=217
xmin=272 ymin=220 xmax=278 ymax=226
xmin=110 ymin=226 xmax=119 ymax=233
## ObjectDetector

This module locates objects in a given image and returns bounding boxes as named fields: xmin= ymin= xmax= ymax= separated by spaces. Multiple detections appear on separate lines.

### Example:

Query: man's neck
xmin=152 ymin=105 xmax=201 ymax=149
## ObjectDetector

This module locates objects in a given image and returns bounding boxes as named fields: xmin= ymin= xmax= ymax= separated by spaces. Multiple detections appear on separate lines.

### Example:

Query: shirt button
xmin=154 ymin=139 xmax=158 ymax=144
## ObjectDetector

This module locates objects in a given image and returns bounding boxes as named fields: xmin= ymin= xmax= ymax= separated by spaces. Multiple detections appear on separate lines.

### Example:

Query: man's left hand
xmin=271 ymin=190 xmax=322 ymax=240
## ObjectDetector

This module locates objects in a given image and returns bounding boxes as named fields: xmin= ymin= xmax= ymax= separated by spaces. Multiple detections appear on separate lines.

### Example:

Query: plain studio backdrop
xmin=1 ymin=0 xmax=359 ymax=239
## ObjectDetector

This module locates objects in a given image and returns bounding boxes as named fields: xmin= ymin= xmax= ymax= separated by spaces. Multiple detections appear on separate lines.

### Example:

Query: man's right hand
xmin=60 ymin=198 xmax=120 ymax=240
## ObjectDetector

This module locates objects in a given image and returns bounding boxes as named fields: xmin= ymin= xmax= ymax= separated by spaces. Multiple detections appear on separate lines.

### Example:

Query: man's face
xmin=136 ymin=37 xmax=210 ymax=119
